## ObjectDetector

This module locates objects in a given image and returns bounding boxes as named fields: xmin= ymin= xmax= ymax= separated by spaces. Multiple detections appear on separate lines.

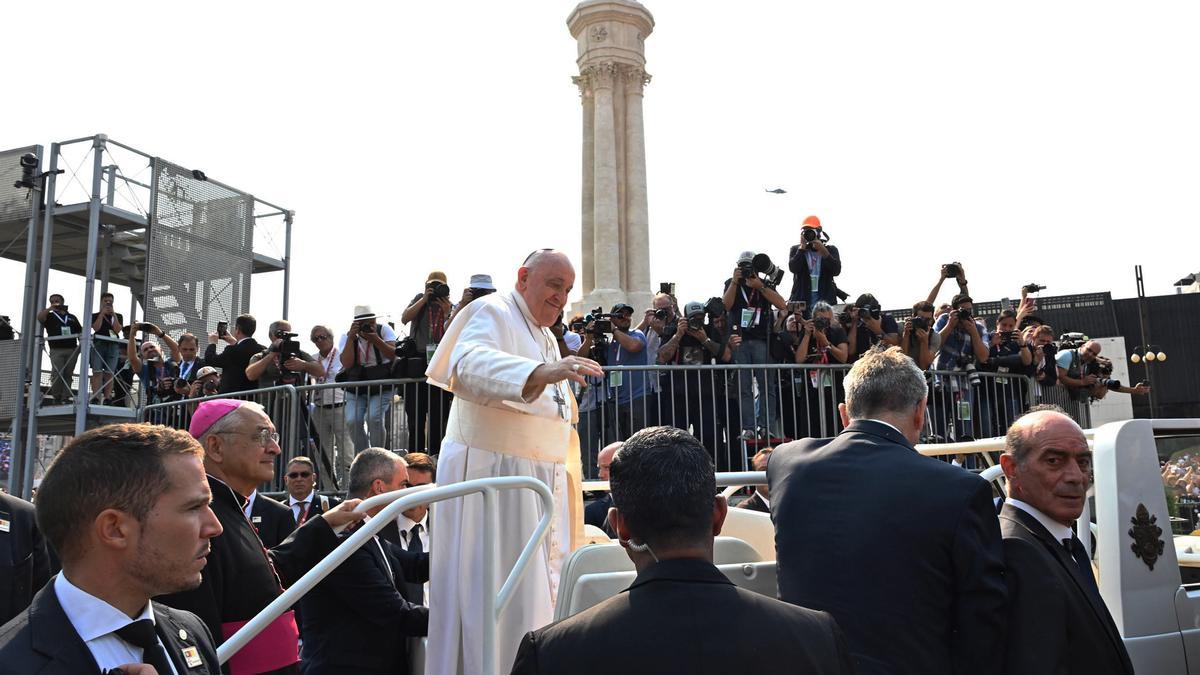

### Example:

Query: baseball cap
xmin=684 ymin=301 xmax=705 ymax=317
xmin=610 ymin=303 xmax=634 ymax=315
xmin=196 ymin=366 xmax=219 ymax=379
xmin=802 ymin=215 xmax=821 ymax=229
xmin=736 ymin=250 xmax=755 ymax=264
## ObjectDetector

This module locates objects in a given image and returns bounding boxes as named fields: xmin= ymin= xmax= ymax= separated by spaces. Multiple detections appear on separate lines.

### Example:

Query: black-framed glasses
xmin=218 ymin=428 xmax=279 ymax=447
xmin=287 ymin=471 xmax=312 ymax=479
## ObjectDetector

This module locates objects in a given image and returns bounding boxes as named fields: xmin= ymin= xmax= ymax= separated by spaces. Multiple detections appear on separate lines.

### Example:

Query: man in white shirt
xmin=309 ymin=324 xmax=353 ymax=484
xmin=0 ymin=424 xmax=223 ymax=674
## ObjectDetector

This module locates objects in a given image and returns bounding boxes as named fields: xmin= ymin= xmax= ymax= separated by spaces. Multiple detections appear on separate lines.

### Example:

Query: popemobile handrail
xmin=216 ymin=475 xmax=556 ymax=675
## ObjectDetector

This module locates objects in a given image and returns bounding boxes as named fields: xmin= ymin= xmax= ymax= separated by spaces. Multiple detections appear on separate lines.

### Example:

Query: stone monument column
xmin=568 ymin=1 xmax=654 ymax=314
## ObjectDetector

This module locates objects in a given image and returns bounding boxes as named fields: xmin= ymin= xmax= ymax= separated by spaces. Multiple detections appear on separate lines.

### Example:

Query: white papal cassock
xmin=424 ymin=289 xmax=584 ymax=675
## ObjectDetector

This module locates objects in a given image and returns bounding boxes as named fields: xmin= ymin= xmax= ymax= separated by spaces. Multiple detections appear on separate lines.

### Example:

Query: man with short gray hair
xmin=769 ymin=345 xmax=1007 ymax=675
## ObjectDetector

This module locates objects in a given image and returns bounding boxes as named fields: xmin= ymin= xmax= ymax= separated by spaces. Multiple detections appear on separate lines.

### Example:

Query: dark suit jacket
xmin=0 ymin=493 xmax=51 ymax=626
xmin=300 ymin=535 xmax=429 ymax=675
xmin=283 ymin=493 xmax=341 ymax=527
xmin=511 ymin=558 xmax=852 ymax=675
xmin=251 ymin=493 xmax=298 ymax=550
xmin=999 ymin=504 xmax=1134 ymax=675
xmin=583 ymin=494 xmax=616 ymax=538
xmin=205 ymin=338 xmax=263 ymax=394
xmin=0 ymin=580 xmax=220 ymax=675
xmin=769 ymin=419 xmax=1008 ymax=675
xmin=736 ymin=491 xmax=769 ymax=513
xmin=377 ymin=517 xmax=428 ymax=604
xmin=788 ymin=243 xmax=843 ymax=305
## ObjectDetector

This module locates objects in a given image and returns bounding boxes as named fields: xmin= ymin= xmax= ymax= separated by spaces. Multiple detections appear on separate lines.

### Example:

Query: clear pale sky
xmin=3 ymin=1 xmax=1197 ymax=341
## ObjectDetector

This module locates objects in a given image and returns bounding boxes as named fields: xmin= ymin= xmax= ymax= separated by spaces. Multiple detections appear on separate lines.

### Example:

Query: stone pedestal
xmin=568 ymin=1 xmax=654 ymax=315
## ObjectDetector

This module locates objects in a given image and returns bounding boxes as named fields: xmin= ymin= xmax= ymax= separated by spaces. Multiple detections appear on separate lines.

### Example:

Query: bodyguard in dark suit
xmin=512 ymin=426 xmax=852 ymax=675
xmin=204 ymin=314 xmax=264 ymax=394
xmin=769 ymin=346 xmax=1007 ymax=675
xmin=998 ymin=409 xmax=1134 ymax=675
xmin=0 ymin=424 xmax=222 ymax=674
xmin=249 ymin=490 xmax=297 ymax=550
xmin=736 ymin=446 xmax=773 ymax=514
xmin=300 ymin=448 xmax=429 ymax=675
xmin=0 ymin=493 xmax=50 ymax=626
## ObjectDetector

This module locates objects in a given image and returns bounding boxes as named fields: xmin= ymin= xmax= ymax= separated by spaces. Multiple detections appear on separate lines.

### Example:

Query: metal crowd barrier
xmin=217 ymin=475 xmax=556 ymax=675
xmin=128 ymin=365 xmax=1096 ymax=486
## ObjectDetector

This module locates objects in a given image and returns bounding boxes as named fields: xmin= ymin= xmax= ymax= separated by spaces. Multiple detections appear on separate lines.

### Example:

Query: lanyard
xmin=321 ymin=348 xmax=338 ymax=382
xmin=428 ymin=305 xmax=446 ymax=342
xmin=179 ymin=361 xmax=194 ymax=380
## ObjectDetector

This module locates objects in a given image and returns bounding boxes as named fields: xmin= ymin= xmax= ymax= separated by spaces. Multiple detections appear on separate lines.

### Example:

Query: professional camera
xmin=1056 ymin=332 xmax=1089 ymax=351
xmin=687 ymin=314 xmax=705 ymax=331
xmin=653 ymin=308 xmax=673 ymax=322
xmin=569 ymin=318 xmax=587 ymax=333
xmin=585 ymin=307 xmax=613 ymax=335
xmin=14 ymin=153 xmax=38 ymax=190
xmin=358 ymin=321 xmax=377 ymax=335
xmin=271 ymin=331 xmax=302 ymax=362
xmin=737 ymin=260 xmax=755 ymax=282
xmin=703 ymin=297 xmax=725 ymax=319
xmin=751 ymin=253 xmax=785 ymax=288
xmin=944 ymin=262 xmax=962 ymax=278
xmin=202 ymin=379 xmax=219 ymax=395
xmin=954 ymin=307 xmax=973 ymax=322
xmin=813 ymin=316 xmax=831 ymax=331
xmin=910 ymin=316 xmax=929 ymax=331
xmin=156 ymin=376 xmax=176 ymax=393
xmin=430 ymin=281 xmax=450 ymax=299
xmin=800 ymin=227 xmax=830 ymax=250
xmin=0 ymin=315 xmax=13 ymax=341
xmin=1022 ymin=283 xmax=1046 ymax=293
xmin=997 ymin=331 xmax=1017 ymax=343
xmin=853 ymin=297 xmax=882 ymax=321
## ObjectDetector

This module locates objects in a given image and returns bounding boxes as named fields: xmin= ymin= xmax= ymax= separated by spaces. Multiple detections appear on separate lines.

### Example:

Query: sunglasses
xmin=287 ymin=471 xmax=312 ymax=479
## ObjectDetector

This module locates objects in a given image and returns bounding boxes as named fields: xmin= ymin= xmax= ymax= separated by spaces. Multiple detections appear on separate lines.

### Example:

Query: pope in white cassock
xmin=424 ymin=250 xmax=605 ymax=675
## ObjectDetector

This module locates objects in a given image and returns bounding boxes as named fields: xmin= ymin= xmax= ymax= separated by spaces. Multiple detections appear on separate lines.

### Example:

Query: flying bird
xmin=765 ymin=188 xmax=787 ymax=194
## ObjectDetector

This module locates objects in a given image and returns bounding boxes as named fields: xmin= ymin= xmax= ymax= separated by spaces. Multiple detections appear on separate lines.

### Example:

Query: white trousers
xmin=426 ymin=439 xmax=569 ymax=675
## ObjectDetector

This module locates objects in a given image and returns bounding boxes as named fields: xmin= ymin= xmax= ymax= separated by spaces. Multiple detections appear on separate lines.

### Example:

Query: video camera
xmin=584 ymin=307 xmax=613 ymax=335
xmin=271 ymin=330 xmax=302 ymax=363
xmin=1055 ymin=332 xmax=1089 ymax=351
xmin=1022 ymin=283 xmax=1046 ymax=293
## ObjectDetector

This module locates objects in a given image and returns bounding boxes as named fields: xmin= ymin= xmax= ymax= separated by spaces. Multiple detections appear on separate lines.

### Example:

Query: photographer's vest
xmin=1065 ymin=349 xmax=1091 ymax=402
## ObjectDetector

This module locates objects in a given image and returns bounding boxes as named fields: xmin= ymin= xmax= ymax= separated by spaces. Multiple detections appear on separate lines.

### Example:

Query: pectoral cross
xmin=552 ymin=385 xmax=567 ymax=421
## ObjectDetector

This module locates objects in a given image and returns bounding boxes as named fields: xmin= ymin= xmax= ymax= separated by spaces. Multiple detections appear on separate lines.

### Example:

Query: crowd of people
xmin=30 ymin=216 xmax=1152 ymax=485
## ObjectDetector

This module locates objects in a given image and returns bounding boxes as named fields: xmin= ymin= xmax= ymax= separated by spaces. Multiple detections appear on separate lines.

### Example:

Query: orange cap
xmin=802 ymin=215 xmax=821 ymax=229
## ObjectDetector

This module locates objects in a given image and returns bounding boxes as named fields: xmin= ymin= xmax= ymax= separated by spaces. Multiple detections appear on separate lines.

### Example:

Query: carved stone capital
xmin=583 ymin=63 xmax=618 ymax=89
xmin=622 ymin=67 xmax=651 ymax=94
xmin=572 ymin=73 xmax=592 ymax=99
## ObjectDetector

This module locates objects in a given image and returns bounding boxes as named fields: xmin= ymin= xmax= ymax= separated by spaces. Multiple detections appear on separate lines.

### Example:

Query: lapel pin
xmin=179 ymin=628 xmax=188 ymax=640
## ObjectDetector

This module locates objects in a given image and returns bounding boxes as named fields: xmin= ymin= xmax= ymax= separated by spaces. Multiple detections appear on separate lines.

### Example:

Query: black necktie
xmin=1063 ymin=535 xmax=1100 ymax=597
xmin=408 ymin=524 xmax=424 ymax=554
xmin=115 ymin=619 xmax=174 ymax=675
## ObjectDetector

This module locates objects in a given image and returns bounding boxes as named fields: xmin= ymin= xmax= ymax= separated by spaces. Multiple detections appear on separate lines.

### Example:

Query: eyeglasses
xmin=287 ymin=471 xmax=312 ymax=479
xmin=312 ymin=334 xmax=331 ymax=341
xmin=218 ymin=428 xmax=280 ymax=447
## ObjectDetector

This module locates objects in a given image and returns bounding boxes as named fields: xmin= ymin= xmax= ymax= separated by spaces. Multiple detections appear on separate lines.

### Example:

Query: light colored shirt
xmin=1007 ymin=497 xmax=1074 ymax=544
xmin=563 ymin=331 xmax=582 ymax=354
xmin=396 ymin=511 xmax=430 ymax=551
xmin=289 ymin=490 xmax=316 ymax=522
xmin=243 ymin=489 xmax=257 ymax=520
xmin=55 ymin=574 xmax=179 ymax=675
xmin=313 ymin=347 xmax=345 ymax=405
xmin=337 ymin=324 xmax=399 ymax=368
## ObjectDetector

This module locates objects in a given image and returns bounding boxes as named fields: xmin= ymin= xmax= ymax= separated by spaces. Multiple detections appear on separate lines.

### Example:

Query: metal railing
xmin=217 ymin=475 xmax=555 ymax=675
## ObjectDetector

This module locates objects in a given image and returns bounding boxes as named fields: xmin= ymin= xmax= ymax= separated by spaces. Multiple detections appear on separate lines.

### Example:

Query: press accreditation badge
xmin=0 ymin=518 xmax=9 ymax=533
xmin=609 ymin=371 xmax=624 ymax=388
xmin=251 ymin=516 xmax=262 ymax=524
xmin=740 ymin=308 xmax=756 ymax=328
xmin=61 ymin=327 xmax=73 ymax=337
xmin=182 ymin=645 xmax=203 ymax=668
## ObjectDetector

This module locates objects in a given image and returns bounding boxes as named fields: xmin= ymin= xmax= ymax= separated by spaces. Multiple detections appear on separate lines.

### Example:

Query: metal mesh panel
xmin=0 ymin=340 xmax=22 ymax=420
xmin=0 ymin=146 xmax=38 ymax=227
xmin=146 ymin=160 xmax=254 ymax=340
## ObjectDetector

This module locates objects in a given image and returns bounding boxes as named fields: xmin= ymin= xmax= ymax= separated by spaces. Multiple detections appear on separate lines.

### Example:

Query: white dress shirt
xmin=54 ymin=574 xmax=179 ymax=675
xmin=1007 ymin=497 xmax=1075 ymax=544
xmin=243 ymin=489 xmax=258 ymax=520
xmin=396 ymin=512 xmax=430 ymax=552
xmin=289 ymin=490 xmax=316 ymax=522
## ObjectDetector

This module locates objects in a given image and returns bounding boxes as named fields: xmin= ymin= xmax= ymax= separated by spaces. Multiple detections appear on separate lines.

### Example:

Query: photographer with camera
xmin=901 ymin=301 xmax=939 ymax=370
xmin=724 ymin=251 xmax=788 ymax=441
xmin=125 ymin=321 xmax=183 ymax=406
xmin=246 ymin=320 xmax=324 ymax=389
xmin=340 ymin=305 xmax=398 ymax=450
xmin=783 ymin=301 xmax=850 ymax=438
xmin=402 ymin=271 xmax=456 ymax=453
xmin=1023 ymin=324 xmax=1058 ymax=391
xmin=657 ymin=300 xmax=726 ymax=452
xmin=570 ymin=316 xmax=611 ymax=475
xmin=787 ymin=215 xmax=843 ymax=307
xmin=88 ymin=291 xmax=123 ymax=404
xmin=845 ymin=292 xmax=900 ymax=362
xmin=925 ymin=262 xmax=971 ymax=305
xmin=1055 ymin=339 xmax=1151 ymax=402
xmin=640 ymin=291 xmax=678 ymax=422
xmin=36 ymin=293 xmax=84 ymax=405
xmin=188 ymin=365 xmax=222 ymax=398
xmin=447 ymin=273 xmax=497 ymax=323
xmin=930 ymin=294 xmax=991 ymax=442
xmin=979 ymin=309 xmax=1034 ymax=435
xmin=578 ymin=303 xmax=649 ymax=441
